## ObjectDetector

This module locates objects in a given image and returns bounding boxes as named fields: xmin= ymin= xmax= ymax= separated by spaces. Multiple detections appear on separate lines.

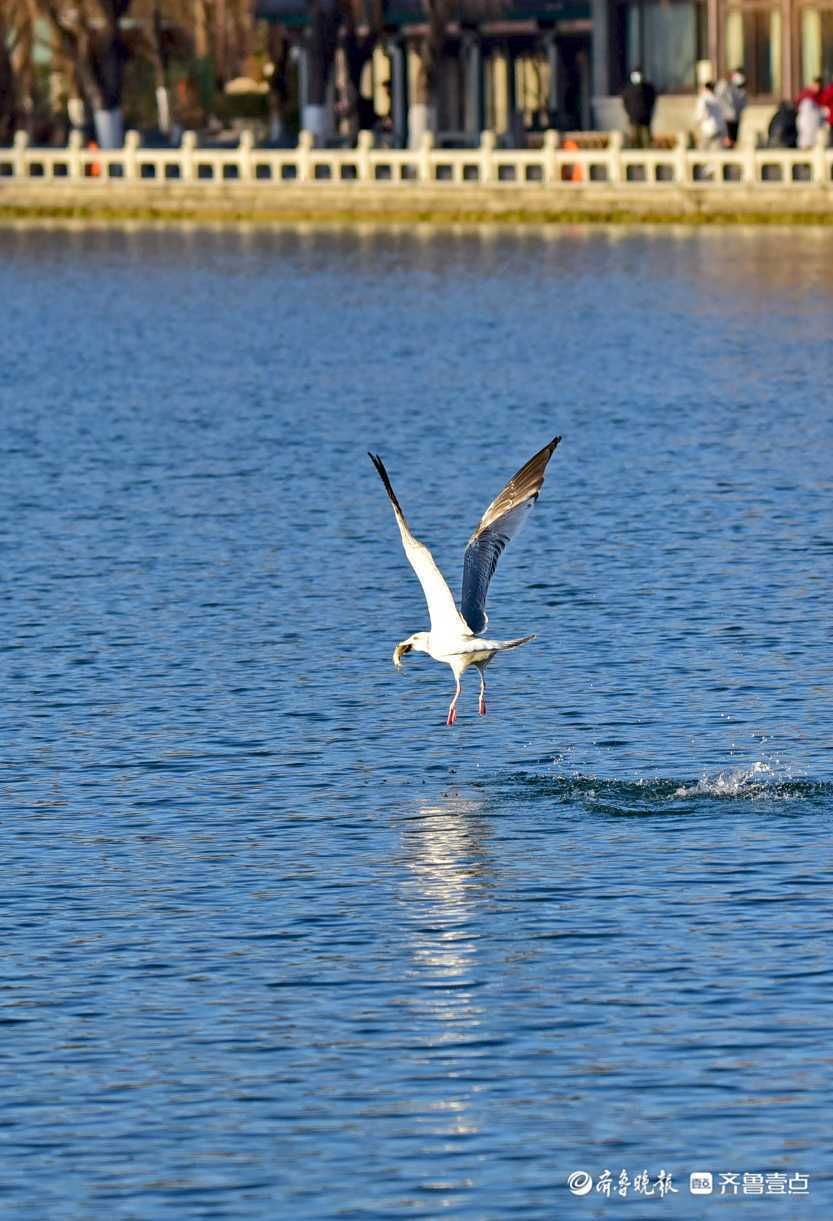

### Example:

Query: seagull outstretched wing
xmin=460 ymin=436 xmax=561 ymax=634
xmin=369 ymin=453 xmax=471 ymax=638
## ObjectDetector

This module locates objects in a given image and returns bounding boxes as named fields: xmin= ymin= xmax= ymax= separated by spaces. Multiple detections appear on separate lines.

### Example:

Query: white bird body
xmin=369 ymin=437 xmax=561 ymax=725
xmin=402 ymin=629 xmax=536 ymax=675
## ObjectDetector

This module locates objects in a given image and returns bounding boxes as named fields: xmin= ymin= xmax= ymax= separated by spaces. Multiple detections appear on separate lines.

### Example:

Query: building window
xmin=725 ymin=7 xmax=782 ymax=95
xmin=800 ymin=8 xmax=833 ymax=85
xmin=621 ymin=2 xmax=706 ymax=91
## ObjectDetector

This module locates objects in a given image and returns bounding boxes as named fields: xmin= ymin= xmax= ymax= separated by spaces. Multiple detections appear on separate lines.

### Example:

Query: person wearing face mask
xmin=622 ymin=67 xmax=657 ymax=148
xmin=715 ymin=68 xmax=748 ymax=146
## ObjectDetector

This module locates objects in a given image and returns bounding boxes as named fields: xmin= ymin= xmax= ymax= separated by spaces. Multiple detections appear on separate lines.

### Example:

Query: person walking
xmin=767 ymin=100 xmax=798 ymax=148
xmin=796 ymin=78 xmax=826 ymax=148
xmin=694 ymin=81 xmax=728 ymax=149
xmin=796 ymin=76 xmax=824 ymax=106
xmin=622 ymin=68 xmax=656 ymax=148
xmin=716 ymin=69 xmax=747 ymax=146
xmin=819 ymin=78 xmax=833 ymax=123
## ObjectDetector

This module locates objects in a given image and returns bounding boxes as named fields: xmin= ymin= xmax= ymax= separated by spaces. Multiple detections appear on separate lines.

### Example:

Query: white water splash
xmin=674 ymin=761 xmax=787 ymax=799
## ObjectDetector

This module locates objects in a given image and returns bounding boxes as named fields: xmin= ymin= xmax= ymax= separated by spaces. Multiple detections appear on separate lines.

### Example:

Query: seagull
xmin=369 ymin=436 xmax=561 ymax=725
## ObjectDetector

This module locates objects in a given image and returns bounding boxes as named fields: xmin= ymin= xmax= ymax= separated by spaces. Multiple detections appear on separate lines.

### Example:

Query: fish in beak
xmin=393 ymin=640 xmax=413 ymax=669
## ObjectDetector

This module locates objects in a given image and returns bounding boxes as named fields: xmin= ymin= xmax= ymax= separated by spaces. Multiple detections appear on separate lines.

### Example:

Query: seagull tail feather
xmin=495 ymin=634 xmax=536 ymax=651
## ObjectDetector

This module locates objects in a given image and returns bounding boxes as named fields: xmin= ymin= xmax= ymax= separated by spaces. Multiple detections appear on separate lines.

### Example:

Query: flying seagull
xmin=369 ymin=436 xmax=561 ymax=725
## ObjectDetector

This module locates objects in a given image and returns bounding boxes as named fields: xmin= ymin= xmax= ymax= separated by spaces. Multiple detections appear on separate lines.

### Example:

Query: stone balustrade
xmin=2 ymin=127 xmax=832 ymax=191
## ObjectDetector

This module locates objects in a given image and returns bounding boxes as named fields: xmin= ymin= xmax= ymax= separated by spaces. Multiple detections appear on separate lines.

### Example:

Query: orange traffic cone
xmin=562 ymin=139 xmax=583 ymax=183
xmin=88 ymin=140 xmax=102 ymax=178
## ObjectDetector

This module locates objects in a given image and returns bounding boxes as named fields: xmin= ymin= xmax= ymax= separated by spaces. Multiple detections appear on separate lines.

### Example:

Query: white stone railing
xmin=2 ymin=128 xmax=832 ymax=189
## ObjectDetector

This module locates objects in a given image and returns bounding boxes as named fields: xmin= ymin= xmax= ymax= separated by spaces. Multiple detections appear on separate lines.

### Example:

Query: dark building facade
xmin=257 ymin=0 xmax=593 ymax=143
xmin=257 ymin=0 xmax=826 ymax=142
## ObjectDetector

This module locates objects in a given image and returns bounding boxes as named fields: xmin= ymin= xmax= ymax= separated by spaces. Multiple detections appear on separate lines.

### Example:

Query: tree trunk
xmin=0 ymin=2 xmax=37 ymax=141
xmin=341 ymin=14 xmax=377 ymax=139
xmin=92 ymin=0 xmax=129 ymax=146
xmin=43 ymin=0 xmax=130 ymax=145
xmin=93 ymin=107 xmax=123 ymax=147
xmin=408 ymin=100 xmax=436 ymax=147
xmin=143 ymin=3 xmax=171 ymax=135
xmin=45 ymin=4 xmax=105 ymax=114
xmin=0 ymin=17 xmax=14 ymax=142
xmin=214 ymin=0 xmax=227 ymax=86
xmin=230 ymin=0 xmax=252 ymax=83
xmin=156 ymin=86 xmax=171 ymax=135
xmin=266 ymin=25 xmax=291 ymax=143
xmin=409 ymin=0 xmax=446 ymax=145
xmin=305 ymin=0 xmax=339 ymax=144
xmin=193 ymin=0 xmax=209 ymax=59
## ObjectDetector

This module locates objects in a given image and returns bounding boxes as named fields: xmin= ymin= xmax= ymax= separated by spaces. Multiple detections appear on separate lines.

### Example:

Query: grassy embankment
xmin=1 ymin=200 xmax=831 ymax=226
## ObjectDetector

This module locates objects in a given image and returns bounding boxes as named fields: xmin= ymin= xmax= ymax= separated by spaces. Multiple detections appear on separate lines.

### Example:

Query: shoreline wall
xmin=3 ymin=181 xmax=833 ymax=223
xmin=3 ymin=129 xmax=833 ymax=224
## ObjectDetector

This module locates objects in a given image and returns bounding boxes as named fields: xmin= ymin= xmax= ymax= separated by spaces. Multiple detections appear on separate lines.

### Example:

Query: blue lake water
xmin=2 ymin=222 xmax=832 ymax=1218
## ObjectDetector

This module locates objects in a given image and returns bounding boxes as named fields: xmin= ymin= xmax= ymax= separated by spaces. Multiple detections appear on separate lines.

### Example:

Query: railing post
xmin=418 ymin=130 xmax=434 ymax=183
xmin=674 ymin=133 xmax=690 ymax=185
xmin=542 ymin=129 xmax=558 ymax=183
xmin=479 ymin=129 xmax=495 ymax=183
xmin=123 ymin=129 xmax=140 ymax=181
xmin=813 ymin=127 xmax=827 ymax=185
xmin=13 ymin=130 xmax=28 ymax=178
xmin=608 ymin=129 xmax=623 ymax=184
xmin=67 ymin=129 xmax=83 ymax=180
xmin=742 ymin=138 xmax=757 ymax=185
xmin=357 ymin=129 xmax=373 ymax=182
xmin=238 ymin=129 xmax=254 ymax=181
xmin=297 ymin=129 xmax=313 ymax=183
xmin=181 ymin=131 xmax=197 ymax=182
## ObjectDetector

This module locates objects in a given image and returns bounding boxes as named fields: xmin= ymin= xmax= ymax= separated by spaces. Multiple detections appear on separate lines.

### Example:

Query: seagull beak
xmin=393 ymin=641 xmax=412 ymax=668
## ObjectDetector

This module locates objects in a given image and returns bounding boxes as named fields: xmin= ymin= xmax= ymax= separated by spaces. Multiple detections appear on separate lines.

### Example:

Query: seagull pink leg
xmin=478 ymin=670 xmax=487 ymax=716
xmin=447 ymin=677 xmax=461 ymax=726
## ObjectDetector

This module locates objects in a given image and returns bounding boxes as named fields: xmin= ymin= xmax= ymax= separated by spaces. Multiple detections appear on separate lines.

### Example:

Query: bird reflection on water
xmin=392 ymin=794 xmax=496 ymax=1148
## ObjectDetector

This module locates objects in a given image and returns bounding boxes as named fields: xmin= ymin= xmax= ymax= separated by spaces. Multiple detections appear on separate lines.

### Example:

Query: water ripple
xmin=503 ymin=762 xmax=832 ymax=816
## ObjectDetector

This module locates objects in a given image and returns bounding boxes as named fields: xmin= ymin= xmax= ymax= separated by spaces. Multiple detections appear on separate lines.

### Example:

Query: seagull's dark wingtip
xmin=368 ymin=451 xmax=404 ymax=516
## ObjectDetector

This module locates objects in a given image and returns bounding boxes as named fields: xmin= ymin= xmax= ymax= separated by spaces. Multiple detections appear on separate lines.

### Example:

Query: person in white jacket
xmin=797 ymin=93 xmax=824 ymax=149
xmin=694 ymin=82 xmax=728 ymax=149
